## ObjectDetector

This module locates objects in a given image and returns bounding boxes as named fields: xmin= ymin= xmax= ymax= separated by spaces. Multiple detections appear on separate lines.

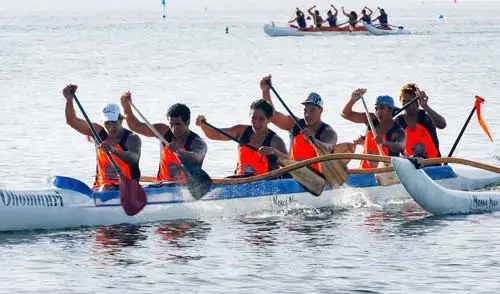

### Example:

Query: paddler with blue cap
xmin=341 ymin=89 xmax=406 ymax=169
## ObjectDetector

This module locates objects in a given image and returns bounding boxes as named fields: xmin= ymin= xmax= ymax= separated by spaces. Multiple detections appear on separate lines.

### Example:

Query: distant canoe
xmin=363 ymin=22 xmax=410 ymax=35
xmin=264 ymin=22 xmax=368 ymax=37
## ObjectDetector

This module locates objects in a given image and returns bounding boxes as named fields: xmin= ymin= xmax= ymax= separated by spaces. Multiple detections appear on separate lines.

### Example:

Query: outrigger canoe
xmin=392 ymin=157 xmax=500 ymax=215
xmin=1 ymin=162 xmax=500 ymax=231
xmin=264 ymin=22 xmax=367 ymax=37
xmin=363 ymin=22 xmax=410 ymax=36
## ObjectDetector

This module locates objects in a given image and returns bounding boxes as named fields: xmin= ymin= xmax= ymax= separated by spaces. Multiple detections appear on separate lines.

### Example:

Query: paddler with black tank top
xmin=260 ymin=75 xmax=338 ymax=172
xmin=62 ymin=84 xmax=142 ymax=192
xmin=120 ymin=92 xmax=207 ymax=183
xmin=196 ymin=99 xmax=289 ymax=177
xmin=341 ymin=6 xmax=358 ymax=30
xmin=396 ymin=83 xmax=447 ymax=159
xmin=341 ymin=89 xmax=406 ymax=169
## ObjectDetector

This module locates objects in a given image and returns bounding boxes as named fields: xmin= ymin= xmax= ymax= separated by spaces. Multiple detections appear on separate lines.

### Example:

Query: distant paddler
xmin=196 ymin=99 xmax=289 ymax=177
xmin=324 ymin=4 xmax=339 ymax=27
xmin=260 ymin=75 xmax=339 ymax=173
xmin=62 ymin=84 xmax=142 ymax=191
xmin=372 ymin=7 xmax=389 ymax=28
xmin=120 ymin=93 xmax=207 ymax=183
xmin=359 ymin=6 xmax=373 ymax=25
xmin=307 ymin=5 xmax=324 ymax=29
xmin=341 ymin=6 xmax=358 ymax=30
xmin=288 ymin=7 xmax=307 ymax=29
xmin=341 ymin=89 xmax=406 ymax=169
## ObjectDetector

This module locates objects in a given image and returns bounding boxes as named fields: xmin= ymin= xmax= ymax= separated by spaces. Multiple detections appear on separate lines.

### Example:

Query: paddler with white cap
xmin=62 ymin=84 xmax=142 ymax=191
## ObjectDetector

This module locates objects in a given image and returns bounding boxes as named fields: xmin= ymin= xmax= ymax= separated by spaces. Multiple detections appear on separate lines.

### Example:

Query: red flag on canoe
xmin=475 ymin=96 xmax=494 ymax=142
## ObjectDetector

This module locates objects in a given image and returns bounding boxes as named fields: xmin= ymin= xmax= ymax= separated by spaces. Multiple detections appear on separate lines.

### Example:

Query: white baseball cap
xmin=102 ymin=103 xmax=121 ymax=122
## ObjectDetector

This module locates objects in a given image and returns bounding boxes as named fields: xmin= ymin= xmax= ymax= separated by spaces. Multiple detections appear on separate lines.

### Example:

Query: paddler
xmin=396 ymin=83 xmax=447 ymax=159
xmin=372 ymin=7 xmax=389 ymax=28
xmin=324 ymin=4 xmax=338 ymax=27
xmin=288 ymin=8 xmax=307 ymax=29
xmin=307 ymin=5 xmax=324 ymax=29
xmin=341 ymin=6 xmax=358 ymax=29
xmin=341 ymin=89 xmax=406 ymax=169
xmin=195 ymin=99 xmax=289 ymax=177
xmin=260 ymin=75 xmax=338 ymax=172
xmin=120 ymin=92 xmax=207 ymax=183
xmin=359 ymin=6 xmax=373 ymax=25
xmin=62 ymin=84 xmax=142 ymax=191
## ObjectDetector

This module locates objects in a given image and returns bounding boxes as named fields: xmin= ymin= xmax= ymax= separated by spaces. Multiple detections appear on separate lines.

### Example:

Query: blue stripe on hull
xmin=51 ymin=165 xmax=457 ymax=204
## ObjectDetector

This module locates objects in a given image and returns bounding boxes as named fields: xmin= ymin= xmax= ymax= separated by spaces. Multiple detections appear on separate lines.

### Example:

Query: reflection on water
xmin=239 ymin=217 xmax=281 ymax=248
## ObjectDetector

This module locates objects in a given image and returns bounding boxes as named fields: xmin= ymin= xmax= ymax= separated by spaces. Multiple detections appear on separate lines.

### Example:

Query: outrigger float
xmin=392 ymin=157 xmax=500 ymax=215
xmin=1 ymin=154 xmax=500 ymax=231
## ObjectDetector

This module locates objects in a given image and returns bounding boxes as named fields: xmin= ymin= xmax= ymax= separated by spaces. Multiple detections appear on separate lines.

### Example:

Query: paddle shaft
xmin=393 ymin=95 xmax=419 ymax=117
xmin=360 ymin=96 xmax=385 ymax=155
xmin=447 ymin=104 xmax=476 ymax=157
xmin=201 ymin=120 xmax=259 ymax=152
xmin=72 ymin=94 xmax=123 ymax=175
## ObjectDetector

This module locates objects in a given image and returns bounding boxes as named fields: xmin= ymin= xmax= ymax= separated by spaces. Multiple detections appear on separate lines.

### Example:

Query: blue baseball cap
xmin=375 ymin=95 xmax=395 ymax=108
xmin=301 ymin=92 xmax=323 ymax=108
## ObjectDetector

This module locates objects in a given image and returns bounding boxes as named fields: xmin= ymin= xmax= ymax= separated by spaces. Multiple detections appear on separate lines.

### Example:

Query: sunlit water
xmin=1 ymin=0 xmax=500 ymax=292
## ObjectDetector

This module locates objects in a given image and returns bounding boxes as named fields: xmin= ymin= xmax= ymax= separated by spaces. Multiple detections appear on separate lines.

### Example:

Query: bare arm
xmin=120 ymin=92 xmax=169 ymax=137
xmin=307 ymin=6 xmax=316 ymax=16
xmin=365 ymin=7 xmax=373 ymax=15
xmin=384 ymin=128 xmax=406 ymax=154
xmin=342 ymin=6 xmax=350 ymax=17
xmin=260 ymin=76 xmax=296 ymax=131
xmin=314 ymin=126 xmax=338 ymax=153
xmin=112 ymin=133 xmax=141 ymax=165
xmin=197 ymin=117 xmax=247 ymax=141
xmin=270 ymin=135 xmax=289 ymax=159
xmin=424 ymin=106 xmax=447 ymax=129
xmin=178 ymin=136 xmax=207 ymax=165
xmin=63 ymin=85 xmax=102 ymax=136
xmin=341 ymin=89 xmax=376 ymax=124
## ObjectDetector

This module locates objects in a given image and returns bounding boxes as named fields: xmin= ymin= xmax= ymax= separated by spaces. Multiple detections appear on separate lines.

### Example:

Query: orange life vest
xmin=94 ymin=129 xmax=140 ymax=188
xmin=361 ymin=119 xmax=403 ymax=169
xmin=156 ymin=130 xmax=201 ymax=183
xmin=235 ymin=126 xmax=278 ymax=176
xmin=397 ymin=110 xmax=441 ymax=158
xmin=290 ymin=119 xmax=328 ymax=172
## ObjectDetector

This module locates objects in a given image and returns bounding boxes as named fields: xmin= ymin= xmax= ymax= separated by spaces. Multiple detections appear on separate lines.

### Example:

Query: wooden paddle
xmin=71 ymin=93 xmax=146 ymax=216
xmin=268 ymin=84 xmax=348 ymax=186
xmin=128 ymin=101 xmax=212 ymax=200
xmin=142 ymin=153 xmax=500 ymax=185
xmin=360 ymin=95 xmax=400 ymax=186
xmin=201 ymin=120 xmax=326 ymax=196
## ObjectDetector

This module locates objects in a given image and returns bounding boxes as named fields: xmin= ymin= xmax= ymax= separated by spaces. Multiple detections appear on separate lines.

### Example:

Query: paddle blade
xmin=314 ymin=144 xmax=349 ymax=186
xmin=185 ymin=169 xmax=212 ymax=200
xmin=375 ymin=162 xmax=400 ymax=186
xmin=119 ymin=176 xmax=147 ymax=216
xmin=279 ymin=158 xmax=326 ymax=197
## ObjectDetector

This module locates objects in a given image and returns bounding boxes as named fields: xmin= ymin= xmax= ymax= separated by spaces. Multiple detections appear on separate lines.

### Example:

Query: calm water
xmin=1 ymin=0 xmax=500 ymax=292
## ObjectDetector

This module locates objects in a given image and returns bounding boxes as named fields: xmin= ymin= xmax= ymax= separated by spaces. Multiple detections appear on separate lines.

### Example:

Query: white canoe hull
xmin=363 ymin=22 xmax=410 ymax=35
xmin=392 ymin=157 xmax=500 ymax=215
xmin=2 ymin=165 xmax=500 ymax=231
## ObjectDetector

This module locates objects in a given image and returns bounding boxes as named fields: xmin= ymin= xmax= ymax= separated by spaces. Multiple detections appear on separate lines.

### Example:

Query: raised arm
xmin=307 ymin=6 xmax=316 ymax=16
xmin=418 ymin=90 xmax=447 ymax=129
xmin=341 ymin=6 xmax=350 ymax=17
xmin=120 ymin=91 xmax=169 ymax=138
xmin=341 ymin=88 xmax=376 ymax=124
xmin=365 ymin=6 xmax=373 ymax=15
xmin=62 ymin=84 xmax=103 ymax=136
xmin=331 ymin=4 xmax=338 ymax=16
xmin=260 ymin=75 xmax=296 ymax=132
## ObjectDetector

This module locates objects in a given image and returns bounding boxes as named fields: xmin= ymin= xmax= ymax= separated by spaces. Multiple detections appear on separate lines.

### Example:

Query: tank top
xmin=156 ymin=130 xmax=201 ymax=183
xmin=397 ymin=109 xmax=441 ymax=158
xmin=361 ymin=119 xmax=403 ymax=169
xmin=235 ymin=126 xmax=278 ymax=176
xmin=94 ymin=128 xmax=140 ymax=188
xmin=290 ymin=119 xmax=328 ymax=171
